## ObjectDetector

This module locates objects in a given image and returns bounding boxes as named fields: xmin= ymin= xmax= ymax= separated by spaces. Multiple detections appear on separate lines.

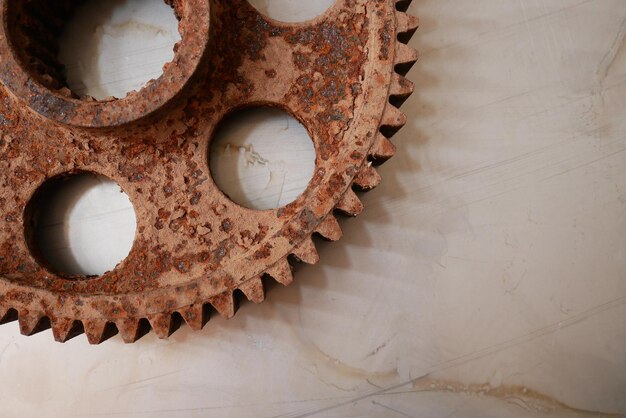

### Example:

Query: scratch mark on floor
xmin=102 ymin=369 xmax=183 ymax=391
xmin=372 ymin=400 xmax=414 ymax=418
xmin=597 ymin=17 xmax=626 ymax=82
xmin=366 ymin=332 xmax=398 ymax=358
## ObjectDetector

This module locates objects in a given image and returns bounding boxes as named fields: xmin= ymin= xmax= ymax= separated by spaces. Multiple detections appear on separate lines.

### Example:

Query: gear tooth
xmin=0 ymin=307 xmax=18 ymax=325
xmin=84 ymin=319 xmax=118 ymax=345
xmin=315 ymin=215 xmax=343 ymax=241
xmin=354 ymin=164 xmax=382 ymax=190
xmin=394 ymin=42 xmax=419 ymax=76
xmin=51 ymin=318 xmax=84 ymax=343
xmin=148 ymin=314 xmax=181 ymax=339
xmin=209 ymin=292 xmax=236 ymax=319
xmin=18 ymin=312 xmax=50 ymax=336
xmin=239 ymin=276 xmax=265 ymax=304
xmin=178 ymin=304 xmax=209 ymax=331
xmin=265 ymin=258 xmax=294 ymax=286
xmin=116 ymin=318 xmax=151 ymax=343
xmin=336 ymin=188 xmax=364 ymax=217
xmin=292 ymin=237 xmax=320 ymax=265
xmin=396 ymin=12 xmax=419 ymax=42
xmin=389 ymin=72 xmax=414 ymax=106
xmin=371 ymin=133 xmax=397 ymax=162
xmin=381 ymin=103 xmax=407 ymax=132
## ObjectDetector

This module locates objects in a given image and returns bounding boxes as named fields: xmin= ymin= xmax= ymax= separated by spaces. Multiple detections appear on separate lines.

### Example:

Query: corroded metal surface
xmin=0 ymin=0 xmax=418 ymax=343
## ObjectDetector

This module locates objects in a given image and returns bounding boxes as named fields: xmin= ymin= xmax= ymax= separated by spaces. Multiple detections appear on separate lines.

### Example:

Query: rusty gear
xmin=0 ymin=0 xmax=419 ymax=343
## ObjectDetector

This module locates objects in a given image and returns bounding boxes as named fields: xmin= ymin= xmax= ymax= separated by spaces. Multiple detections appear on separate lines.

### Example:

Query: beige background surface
xmin=1 ymin=0 xmax=625 ymax=417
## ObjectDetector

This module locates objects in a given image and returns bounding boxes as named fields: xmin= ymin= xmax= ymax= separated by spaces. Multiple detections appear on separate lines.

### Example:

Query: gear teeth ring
xmin=0 ymin=0 xmax=419 ymax=343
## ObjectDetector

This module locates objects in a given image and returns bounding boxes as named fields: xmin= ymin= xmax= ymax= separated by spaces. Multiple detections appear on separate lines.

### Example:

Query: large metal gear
xmin=0 ymin=0 xmax=418 ymax=343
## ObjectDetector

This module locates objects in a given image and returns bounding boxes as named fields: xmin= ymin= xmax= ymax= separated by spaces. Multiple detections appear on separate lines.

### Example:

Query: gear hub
xmin=0 ymin=0 xmax=418 ymax=343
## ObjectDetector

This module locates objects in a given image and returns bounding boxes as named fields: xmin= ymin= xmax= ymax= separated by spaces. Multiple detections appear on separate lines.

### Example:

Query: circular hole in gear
xmin=24 ymin=173 xmax=137 ymax=277
xmin=247 ymin=0 xmax=336 ymax=23
xmin=58 ymin=0 xmax=182 ymax=100
xmin=210 ymin=107 xmax=316 ymax=211
xmin=6 ymin=0 xmax=182 ymax=101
